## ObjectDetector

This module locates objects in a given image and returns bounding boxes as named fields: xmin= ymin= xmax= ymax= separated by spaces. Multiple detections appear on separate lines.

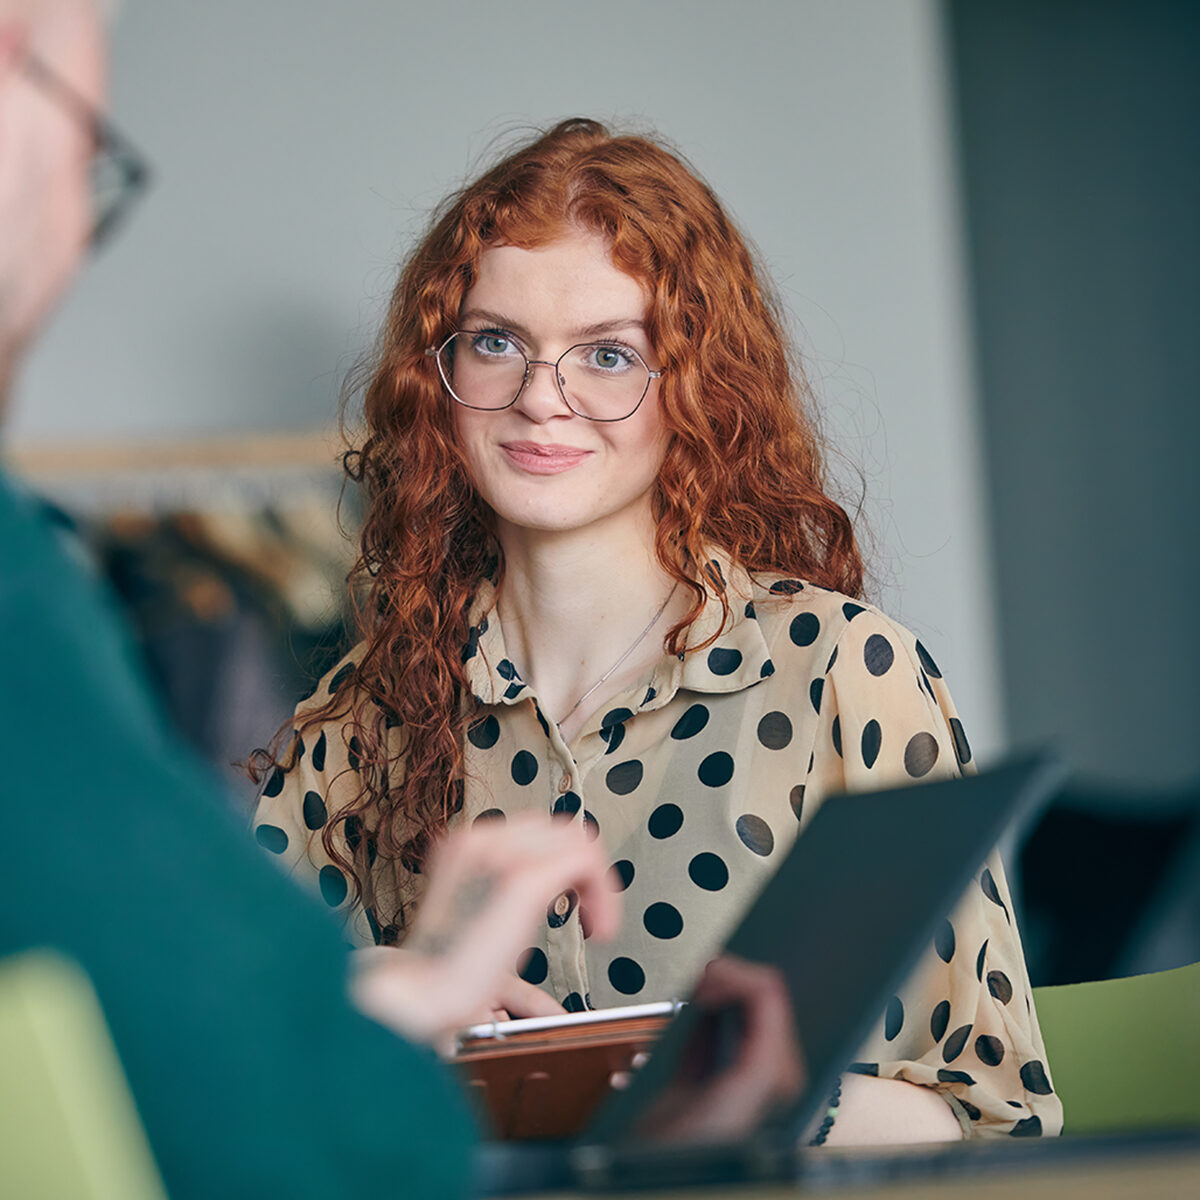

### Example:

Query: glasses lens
xmin=558 ymin=343 xmax=652 ymax=420
xmin=439 ymin=332 xmax=527 ymax=409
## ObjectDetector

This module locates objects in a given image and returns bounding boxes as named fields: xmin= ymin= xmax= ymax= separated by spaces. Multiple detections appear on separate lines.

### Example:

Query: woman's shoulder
xmin=740 ymin=572 xmax=956 ymax=714
xmin=746 ymin=573 xmax=936 ymax=665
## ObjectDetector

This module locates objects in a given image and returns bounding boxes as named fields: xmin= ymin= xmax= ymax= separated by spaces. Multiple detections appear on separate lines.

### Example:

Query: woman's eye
xmin=588 ymin=344 xmax=634 ymax=371
xmin=477 ymin=334 xmax=511 ymax=355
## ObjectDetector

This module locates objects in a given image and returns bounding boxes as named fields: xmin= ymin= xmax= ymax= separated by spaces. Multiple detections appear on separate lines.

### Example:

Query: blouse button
xmin=553 ymin=892 xmax=571 ymax=918
xmin=558 ymin=773 xmax=572 ymax=793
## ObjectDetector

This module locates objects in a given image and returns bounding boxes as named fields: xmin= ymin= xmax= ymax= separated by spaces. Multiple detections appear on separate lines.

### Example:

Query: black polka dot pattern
xmin=707 ymin=647 xmax=742 ymax=676
xmin=809 ymin=677 xmax=824 ymax=713
xmin=885 ymin=996 xmax=904 ymax=1041
xmin=769 ymin=579 xmax=804 ymax=594
xmin=611 ymin=859 xmax=635 ymax=890
xmin=980 ymin=868 xmax=1005 ymax=910
xmin=600 ymin=722 xmax=626 ymax=754
xmin=1020 ymin=1061 xmax=1053 ymax=1095
xmin=904 ymin=732 xmax=939 ymax=777
xmin=563 ymin=992 xmax=586 ymax=1013
xmin=863 ymin=633 xmax=894 ymax=676
xmin=937 ymin=1069 xmax=975 ymax=1086
xmin=935 ymin=919 xmax=956 ymax=963
xmin=302 ymin=790 xmax=327 ymax=830
xmin=756 ymin=711 xmax=793 ymax=749
xmin=950 ymin=717 xmax=972 ymax=765
xmin=601 ymin=707 xmax=634 ymax=729
xmin=688 ymin=852 xmax=729 ymax=891
xmin=255 ymin=824 xmax=287 ymax=854
xmin=508 ymin=748 xmax=537 ymax=787
xmin=473 ymin=808 xmax=505 ymax=825
xmin=671 ymin=704 xmax=710 ymax=739
xmin=735 ymin=814 xmax=774 ymax=856
xmin=518 ymin=947 xmax=548 ymax=985
xmin=861 ymin=719 xmax=882 ymax=768
xmin=552 ymin=791 xmax=582 ymax=818
xmin=1009 ymin=1116 xmax=1043 ymax=1138
xmin=789 ymin=784 xmax=805 ymax=820
xmin=790 ymin=612 xmax=820 ymax=646
xmin=916 ymin=640 xmax=942 ymax=678
xmin=608 ymin=957 xmax=645 ymax=995
xmin=698 ymin=751 xmax=734 ymax=787
xmin=328 ymin=662 xmax=355 ymax=694
xmin=842 ymin=602 xmax=865 ymax=621
xmin=943 ymin=1024 xmax=972 ymax=1062
xmin=931 ymin=1000 xmax=950 ymax=1042
xmin=319 ymin=865 xmax=347 ymax=907
xmin=847 ymin=1062 xmax=879 ymax=1076
xmin=262 ymin=767 xmax=285 ymax=799
xmin=987 ymin=970 xmax=1013 ymax=1004
xmin=606 ymin=760 xmax=643 ymax=795
xmin=976 ymin=1035 xmax=1005 ymax=1066
xmin=643 ymin=902 xmax=684 ymax=939
xmin=468 ymin=714 xmax=500 ymax=749
xmin=310 ymin=731 xmax=326 ymax=772
xmin=648 ymin=803 xmax=683 ymax=839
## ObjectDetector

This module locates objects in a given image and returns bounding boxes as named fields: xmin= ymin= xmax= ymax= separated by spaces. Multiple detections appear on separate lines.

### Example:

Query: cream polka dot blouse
xmin=255 ymin=556 xmax=1062 ymax=1139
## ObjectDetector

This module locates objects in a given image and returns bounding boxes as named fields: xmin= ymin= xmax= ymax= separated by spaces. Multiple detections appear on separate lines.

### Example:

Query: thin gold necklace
xmin=555 ymin=583 xmax=678 ymax=728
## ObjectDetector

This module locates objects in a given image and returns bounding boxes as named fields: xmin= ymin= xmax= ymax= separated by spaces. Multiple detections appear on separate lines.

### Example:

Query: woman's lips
xmin=500 ymin=441 xmax=593 ymax=475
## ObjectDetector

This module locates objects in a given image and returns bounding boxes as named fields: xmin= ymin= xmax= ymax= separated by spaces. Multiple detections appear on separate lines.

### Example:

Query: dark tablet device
xmin=477 ymin=754 xmax=1065 ymax=1194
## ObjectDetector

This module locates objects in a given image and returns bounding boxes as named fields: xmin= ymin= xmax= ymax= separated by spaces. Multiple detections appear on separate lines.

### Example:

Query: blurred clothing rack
xmin=3 ymin=429 xmax=353 ymax=515
xmin=2 ymin=428 xmax=362 ymax=808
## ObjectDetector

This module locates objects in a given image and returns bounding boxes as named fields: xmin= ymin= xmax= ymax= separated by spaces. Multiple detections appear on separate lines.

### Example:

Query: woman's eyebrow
xmin=572 ymin=318 xmax=647 ymax=339
xmin=459 ymin=309 xmax=533 ymax=339
xmin=459 ymin=309 xmax=646 ymax=341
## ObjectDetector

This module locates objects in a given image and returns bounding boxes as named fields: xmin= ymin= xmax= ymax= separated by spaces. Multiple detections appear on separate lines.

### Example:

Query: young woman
xmin=254 ymin=118 xmax=1060 ymax=1144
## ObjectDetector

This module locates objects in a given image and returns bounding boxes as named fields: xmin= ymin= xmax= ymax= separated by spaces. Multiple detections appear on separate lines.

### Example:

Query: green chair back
xmin=1034 ymin=959 xmax=1200 ymax=1134
xmin=0 ymin=950 xmax=168 ymax=1200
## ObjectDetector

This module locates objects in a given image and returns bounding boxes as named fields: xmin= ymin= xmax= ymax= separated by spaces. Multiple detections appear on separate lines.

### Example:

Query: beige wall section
xmin=12 ymin=0 xmax=1006 ymax=760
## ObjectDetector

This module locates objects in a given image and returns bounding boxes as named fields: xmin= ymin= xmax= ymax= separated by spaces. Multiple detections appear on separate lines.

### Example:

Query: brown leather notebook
xmin=451 ymin=1003 xmax=677 ymax=1140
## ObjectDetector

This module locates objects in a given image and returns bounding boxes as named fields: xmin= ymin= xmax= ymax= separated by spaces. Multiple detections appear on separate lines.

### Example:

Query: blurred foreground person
xmin=0 ymin=3 xmax=623 ymax=1196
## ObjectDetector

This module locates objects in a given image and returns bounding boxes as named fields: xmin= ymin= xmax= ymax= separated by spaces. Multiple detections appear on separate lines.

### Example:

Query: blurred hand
xmin=349 ymin=813 xmax=619 ymax=1048
xmin=637 ymin=954 xmax=806 ymax=1143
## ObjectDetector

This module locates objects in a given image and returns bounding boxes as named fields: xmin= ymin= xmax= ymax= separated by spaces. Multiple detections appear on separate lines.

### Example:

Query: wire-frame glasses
xmin=23 ymin=55 xmax=151 ymax=251
xmin=427 ymin=330 xmax=663 ymax=423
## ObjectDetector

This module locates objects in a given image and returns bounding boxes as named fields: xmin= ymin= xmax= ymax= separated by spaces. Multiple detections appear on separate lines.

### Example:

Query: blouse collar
xmin=461 ymin=549 xmax=775 ymax=713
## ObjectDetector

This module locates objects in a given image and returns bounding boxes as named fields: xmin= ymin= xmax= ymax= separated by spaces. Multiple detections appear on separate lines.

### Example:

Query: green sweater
xmin=0 ymin=472 xmax=476 ymax=1198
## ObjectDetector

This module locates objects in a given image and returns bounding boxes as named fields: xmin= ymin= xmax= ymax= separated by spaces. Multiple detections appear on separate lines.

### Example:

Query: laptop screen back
xmin=586 ymin=755 xmax=1064 ymax=1147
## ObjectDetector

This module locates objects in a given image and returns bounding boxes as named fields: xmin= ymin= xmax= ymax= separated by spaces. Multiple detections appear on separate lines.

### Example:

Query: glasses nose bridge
xmin=516 ymin=354 xmax=569 ymax=409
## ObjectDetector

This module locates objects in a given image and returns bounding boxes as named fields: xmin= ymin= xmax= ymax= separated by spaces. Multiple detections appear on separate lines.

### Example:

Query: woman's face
xmin=450 ymin=228 xmax=669 ymax=545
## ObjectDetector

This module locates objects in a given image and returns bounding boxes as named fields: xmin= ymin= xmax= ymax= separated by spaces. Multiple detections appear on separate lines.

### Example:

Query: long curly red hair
xmin=279 ymin=118 xmax=862 ymax=937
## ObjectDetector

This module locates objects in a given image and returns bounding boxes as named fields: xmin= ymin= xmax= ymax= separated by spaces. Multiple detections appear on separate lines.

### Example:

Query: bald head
xmin=0 ymin=0 xmax=105 ymax=409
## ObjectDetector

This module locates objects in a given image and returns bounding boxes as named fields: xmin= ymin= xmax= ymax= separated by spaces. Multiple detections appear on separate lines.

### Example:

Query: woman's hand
xmin=349 ymin=813 xmax=619 ymax=1048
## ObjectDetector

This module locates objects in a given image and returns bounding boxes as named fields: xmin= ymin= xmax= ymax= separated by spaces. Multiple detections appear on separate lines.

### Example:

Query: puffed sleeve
xmin=802 ymin=606 xmax=1062 ymax=1139
xmin=252 ymin=649 xmax=379 ymax=948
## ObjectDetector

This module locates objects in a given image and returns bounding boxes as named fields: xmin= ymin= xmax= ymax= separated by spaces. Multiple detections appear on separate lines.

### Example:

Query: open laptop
xmin=476 ymin=754 xmax=1067 ymax=1194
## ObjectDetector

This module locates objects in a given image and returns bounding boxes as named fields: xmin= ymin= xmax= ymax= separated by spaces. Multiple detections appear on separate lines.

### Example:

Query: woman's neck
xmin=494 ymin=514 xmax=686 ymax=739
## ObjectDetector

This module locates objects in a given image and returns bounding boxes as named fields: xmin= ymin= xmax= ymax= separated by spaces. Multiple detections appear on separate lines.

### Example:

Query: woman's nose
xmin=513 ymin=359 xmax=572 ymax=421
